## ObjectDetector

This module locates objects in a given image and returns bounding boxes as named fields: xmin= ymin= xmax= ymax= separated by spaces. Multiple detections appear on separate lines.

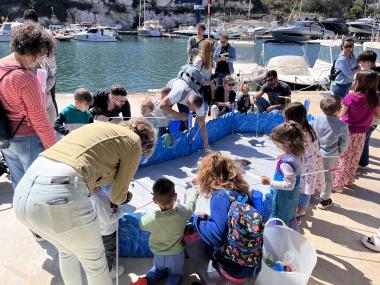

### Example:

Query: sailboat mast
xmin=144 ymin=0 xmax=146 ymax=22
xmin=298 ymin=0 xmax=302 ymax=17
xmin=139 ymin=0 xmax=142 ymax=27
xmin=248 ymin=0 xmax=252 ymax=18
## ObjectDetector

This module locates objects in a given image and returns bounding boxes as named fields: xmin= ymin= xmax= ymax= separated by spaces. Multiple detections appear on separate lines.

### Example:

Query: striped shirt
xmin=0 ymin=64 xmax=56 ymax=148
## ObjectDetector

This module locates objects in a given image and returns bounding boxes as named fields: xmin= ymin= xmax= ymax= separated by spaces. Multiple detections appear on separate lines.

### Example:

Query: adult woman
xmin=187 ymin=152 xmax=259 ymax=284
xmin=187 ymin=24 xmax=206 ymax=64
xmin=90 ymin=84 xmax=131 ymax=121
xmin=210 ymin=75 xmax=236 ymax=118
xmin=193 ymin=38 xmax=216 ymax=111
xmin=13 ymin=118 xmax=156 ymax=285
xmin=0 ymin=22 xmax=56 ymax=188
xmin=331 ymin=36 xmax=359 ymax=98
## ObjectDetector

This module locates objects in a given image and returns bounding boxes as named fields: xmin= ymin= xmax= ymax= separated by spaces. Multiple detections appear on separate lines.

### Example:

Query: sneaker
xmin=110 ymin=264 xmax=125 ymax=278
xmin=358 ymin=165 xmax=369 ymax=171
xmin=130 ymin=277 xmax=148 ymax=285
xmin=317 ymin=198 xmax=333 ymax=210
xmin=361 ymin=235 xmax=380 ymax=252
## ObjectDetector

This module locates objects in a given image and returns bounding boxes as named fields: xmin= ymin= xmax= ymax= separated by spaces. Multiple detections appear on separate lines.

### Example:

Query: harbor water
xmin=0 ymin=36 xmax=322 ymax=93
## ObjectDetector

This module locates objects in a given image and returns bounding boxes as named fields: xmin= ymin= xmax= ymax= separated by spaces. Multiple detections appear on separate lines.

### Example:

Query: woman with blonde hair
xmin=13 ymin=118 xmax=157 ymax=285
xmin=186 ymin=152 xmax=261 ymax=284
xmin=193 ymin=38 xmax=216 ymax=111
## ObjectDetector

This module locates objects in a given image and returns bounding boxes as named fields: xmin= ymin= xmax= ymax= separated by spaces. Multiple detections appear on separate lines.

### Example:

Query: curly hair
xmin=120 ymin=118 xmax=157 ymax=158
xmin=197 ymin=152 xmax=250 ymax=198
xmin=11 ymin=22 xmax=57 ymax=58
xmin=270 ymin=122 xmax=305 ymax=157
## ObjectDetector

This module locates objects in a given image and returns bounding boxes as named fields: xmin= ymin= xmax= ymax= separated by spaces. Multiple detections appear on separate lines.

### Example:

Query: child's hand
xmin=261 ymin=176 xmax=271 ymax=185
xmin=195 ymin=211 xmax=208 ymax=217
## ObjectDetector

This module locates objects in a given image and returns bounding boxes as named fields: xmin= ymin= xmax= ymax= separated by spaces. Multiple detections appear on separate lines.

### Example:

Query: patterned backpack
xmin=221 ymin=190 xmax=264 ymax=271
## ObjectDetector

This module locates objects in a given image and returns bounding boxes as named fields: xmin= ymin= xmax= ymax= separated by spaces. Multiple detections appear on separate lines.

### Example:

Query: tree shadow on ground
xmin=343 ymin=184 xmax=380 ymax=206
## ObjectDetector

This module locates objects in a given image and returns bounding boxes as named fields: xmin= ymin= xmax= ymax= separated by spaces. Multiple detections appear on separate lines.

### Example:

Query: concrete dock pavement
xmin=0 ymin=91 xmax=379 ymax=284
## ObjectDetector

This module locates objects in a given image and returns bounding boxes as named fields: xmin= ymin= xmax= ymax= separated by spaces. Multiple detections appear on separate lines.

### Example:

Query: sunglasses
xmin=227 ymin=83 xmax=235 ymax=87
xmin=343 ymin=45 xmax=353 ymax=49
xmin=267 ymin=77 xmax=275 ymax=82
xmin=112 ymin=95 xmax=126 ymax=104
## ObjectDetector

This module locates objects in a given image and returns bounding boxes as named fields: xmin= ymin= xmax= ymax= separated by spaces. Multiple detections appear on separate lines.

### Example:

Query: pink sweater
xmin=0 ymin=64 xmax=56 ymax=148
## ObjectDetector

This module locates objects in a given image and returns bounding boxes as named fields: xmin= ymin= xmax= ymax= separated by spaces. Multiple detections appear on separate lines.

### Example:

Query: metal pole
xmin=207 ymin=0 xmax=211 ymax=39
xmin=139 ymin=0 xmax=142 ymax=27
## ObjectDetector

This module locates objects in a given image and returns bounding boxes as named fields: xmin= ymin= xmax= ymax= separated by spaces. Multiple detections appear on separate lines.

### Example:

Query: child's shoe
xmin=110 ymin=264 xmax=125 ymax=278
xmin=317 ymin=198 xmax=333 ymax=210
xmin=130 ymin=277 xmax=148 ymax=285
xmin=361 ymin=235 xmax=380 ymax=252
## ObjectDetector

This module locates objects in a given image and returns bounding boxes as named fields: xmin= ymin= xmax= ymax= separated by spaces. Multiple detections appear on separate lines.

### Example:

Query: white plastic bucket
xmin=256 ymin=218 xmax=317 ymax=285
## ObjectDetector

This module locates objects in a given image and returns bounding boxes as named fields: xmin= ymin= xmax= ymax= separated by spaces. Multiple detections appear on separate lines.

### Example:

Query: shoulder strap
xmin=194 ymin=38 xmax=204 ymax=49
xmin=0 ymin=66 xmax=27 ymax=137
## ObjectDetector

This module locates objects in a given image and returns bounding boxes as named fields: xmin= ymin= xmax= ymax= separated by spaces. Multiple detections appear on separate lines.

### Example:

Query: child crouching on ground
xmin=261 ymin=122 xmax=305 ymax=230
xmin=131 ymin=177 xmax=199 ymax=285
xmin=284 ymin=103 xmax=325 ymax=221
xmin=54 ymin=88 xmax=93 ymax=135
xmin=90 ymin=186 xmax=126 ymax=278
xmin=311 ymin=96 xmax=349 ymax=209
xmin=141 ymin=88 xmax=170 ymax=136
xmin=237 ymin=83 xmax=252 ymax=113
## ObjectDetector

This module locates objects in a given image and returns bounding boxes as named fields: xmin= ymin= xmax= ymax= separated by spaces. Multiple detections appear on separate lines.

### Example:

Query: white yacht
xmin=74 ymin=27 xmax=118 ymax=42
xmin=0 ymin=22 xmax=21 ymax=42
xmin=363 ymin=41 xmax=380 ymax=65
xmin=272 ymin=21 xmax=335 ymax=42
xmin=172 ymin=26 xmax=220 ymax=40
xmin=138 ymin=20 xmax=162 ymax=37
xmin=347 ymin=18 xmax=379 ymax=36
xmin=263 ymin=40 xmax=331 ymax=89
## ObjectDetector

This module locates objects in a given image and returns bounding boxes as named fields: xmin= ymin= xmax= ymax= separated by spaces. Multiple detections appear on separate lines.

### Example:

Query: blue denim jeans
xmin=359 ymin=125 xmax=377 ymax=167
xmin=13 ymin=168 xmax=112 ymax=285
xmin=331 ymin=82 xmax=352 ymax=98
xmin=2 ymin=134 xmax=44 ymax=188
xmin=146 ymin=251 xmax=185 ymax=285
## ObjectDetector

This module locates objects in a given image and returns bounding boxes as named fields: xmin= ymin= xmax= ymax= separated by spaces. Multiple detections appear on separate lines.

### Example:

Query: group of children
xmin=49 ymin=58 xmax=379 ymax=282
xmin=261 ymin=69 xmax=379 ymax=231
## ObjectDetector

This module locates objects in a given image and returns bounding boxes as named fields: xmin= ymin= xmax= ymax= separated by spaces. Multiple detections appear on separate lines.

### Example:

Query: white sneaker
xmin=361 ymin=235 xmax=380 ymax=252
xmin=110 ymin=264 xmax=125 ymax=278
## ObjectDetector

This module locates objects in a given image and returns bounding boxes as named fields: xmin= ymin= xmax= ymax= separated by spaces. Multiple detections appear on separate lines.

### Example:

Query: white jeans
xmin=13 ymin=159 xmax=112 ymax=285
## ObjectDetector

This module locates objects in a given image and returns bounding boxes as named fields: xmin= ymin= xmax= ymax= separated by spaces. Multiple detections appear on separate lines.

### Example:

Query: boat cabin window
xmin=88 ymin=29 xmax=98 ymax=33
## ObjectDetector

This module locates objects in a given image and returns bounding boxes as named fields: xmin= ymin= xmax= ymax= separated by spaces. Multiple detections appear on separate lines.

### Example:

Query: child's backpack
xmin=220 ymin=190 xmax=264 ymax=272
xmin=237 ymin=95 xmax=252 ymax=113
xmin=329 ymin=59 xmax=341 ymax=81
xmin=177 ymin=64 xmax=206 ymax=93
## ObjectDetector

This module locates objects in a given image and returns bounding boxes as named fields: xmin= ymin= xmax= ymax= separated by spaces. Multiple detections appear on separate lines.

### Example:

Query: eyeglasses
xmin=112 ymin=95 xmax=126 ymax=104
xmin=227 ymin=83 xmax=235 ymax=87
xmin=343 ymin=45 xmax=353 ymax=49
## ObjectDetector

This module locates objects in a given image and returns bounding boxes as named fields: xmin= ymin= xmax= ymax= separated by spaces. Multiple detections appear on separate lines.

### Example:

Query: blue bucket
xmin=252 ymin=190 xmax=263 ymax=212
xmin=168 ymin=120 xmax=181 ymax=133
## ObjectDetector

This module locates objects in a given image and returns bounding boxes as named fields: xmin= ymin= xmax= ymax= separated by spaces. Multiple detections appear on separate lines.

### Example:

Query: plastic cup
xmin=252 ymin=190 xmax=263 ymax=212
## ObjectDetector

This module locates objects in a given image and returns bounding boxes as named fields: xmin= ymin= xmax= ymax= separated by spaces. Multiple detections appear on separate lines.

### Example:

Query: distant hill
xmin=0 ymin=0 xmax=373 ymax=29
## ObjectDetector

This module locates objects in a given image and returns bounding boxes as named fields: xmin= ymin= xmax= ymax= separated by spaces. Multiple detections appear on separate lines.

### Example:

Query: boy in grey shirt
xmin=311 ymin=95 xmax=349 ymax=209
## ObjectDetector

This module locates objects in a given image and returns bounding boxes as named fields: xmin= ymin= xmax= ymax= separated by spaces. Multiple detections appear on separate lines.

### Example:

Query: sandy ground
xmin=0 ymin=91 xmax=379 ymax=285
